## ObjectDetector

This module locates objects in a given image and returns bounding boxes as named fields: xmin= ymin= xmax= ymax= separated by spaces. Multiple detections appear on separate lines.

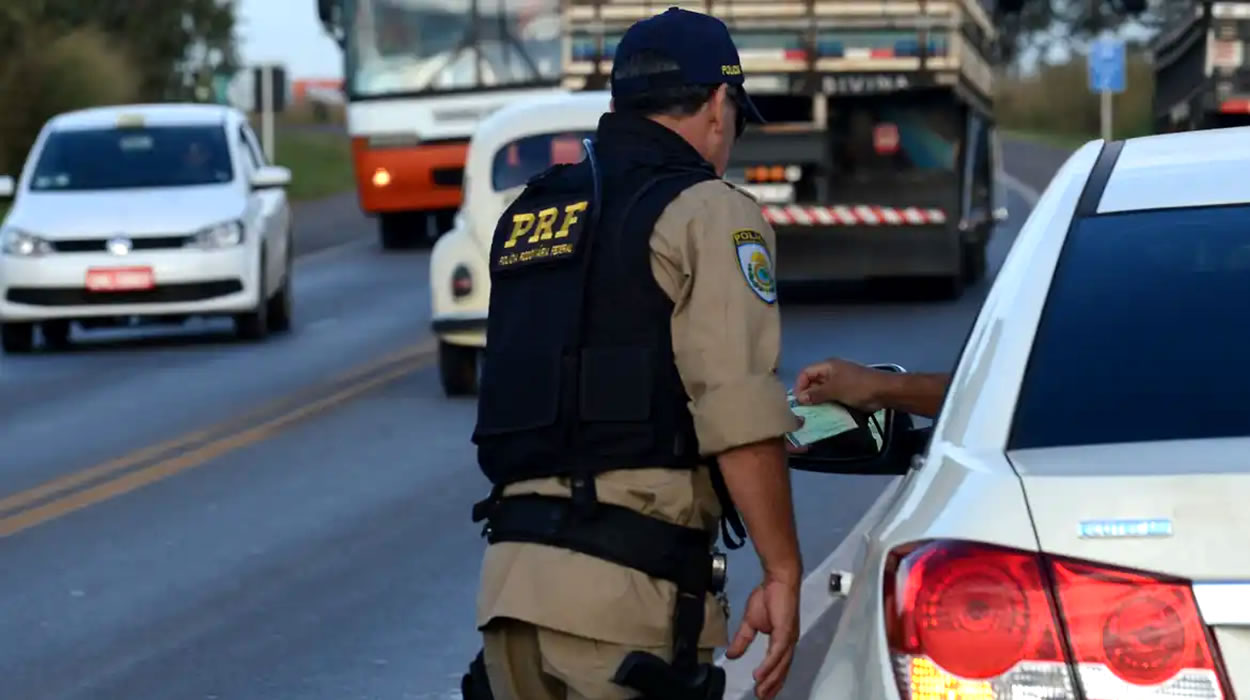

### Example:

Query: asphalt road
xmin=0 ymin=140 xmax=1071 ymax=700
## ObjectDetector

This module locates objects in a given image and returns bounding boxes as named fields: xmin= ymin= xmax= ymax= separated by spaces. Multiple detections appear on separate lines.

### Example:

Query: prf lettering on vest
xmin=494 ymin=199 xmax=590 ymax=271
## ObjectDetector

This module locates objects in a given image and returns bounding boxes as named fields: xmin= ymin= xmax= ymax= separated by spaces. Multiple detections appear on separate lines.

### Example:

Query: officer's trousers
xmin=481 ymin=617 xmax=716 ymax=700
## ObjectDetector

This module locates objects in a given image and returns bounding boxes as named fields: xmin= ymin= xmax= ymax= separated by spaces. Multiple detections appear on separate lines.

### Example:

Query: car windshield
xmin=1009 ymin=204 xmax=1250 ymax=450
xmin=29 ymin=125 xmax=234 ymax=192
xmin=490 ymin=131 xmax=593 ymax=192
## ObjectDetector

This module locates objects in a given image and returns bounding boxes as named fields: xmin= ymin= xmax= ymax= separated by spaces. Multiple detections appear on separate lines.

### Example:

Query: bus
xmin=316 ymin=0 xmax=565 ymax=249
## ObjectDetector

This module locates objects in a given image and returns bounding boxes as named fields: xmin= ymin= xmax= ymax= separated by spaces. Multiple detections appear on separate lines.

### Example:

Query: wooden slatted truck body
xmin=561 ymin=0 xmax=1008 ymax=297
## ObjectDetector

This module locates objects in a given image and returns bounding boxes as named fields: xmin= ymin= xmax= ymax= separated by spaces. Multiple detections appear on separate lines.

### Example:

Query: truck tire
xmin=439 ymin=341 xmax=479 ymax=397
xmin=961 ymin=239 xmax=988 ymax=284
xmin=379 ymin=214 xmax=408 ymax=250
xmin=931 ymin=245 xmax=966 ymax=301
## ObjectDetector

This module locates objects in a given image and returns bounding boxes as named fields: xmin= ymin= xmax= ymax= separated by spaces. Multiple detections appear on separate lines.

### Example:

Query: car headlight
xmin=0 ymin=227 xmax=54 ymax=257
xmin=190 ymin=221 xmax=244 ymax=249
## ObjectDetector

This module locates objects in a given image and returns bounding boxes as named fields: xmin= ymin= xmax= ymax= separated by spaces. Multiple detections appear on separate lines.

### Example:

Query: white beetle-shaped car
xmin=428 ymin=90 xmax=612 ymax=397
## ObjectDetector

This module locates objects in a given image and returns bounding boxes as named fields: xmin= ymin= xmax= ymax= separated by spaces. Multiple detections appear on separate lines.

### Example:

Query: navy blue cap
xmin=610 ymin=7 xmax=765 ymax=125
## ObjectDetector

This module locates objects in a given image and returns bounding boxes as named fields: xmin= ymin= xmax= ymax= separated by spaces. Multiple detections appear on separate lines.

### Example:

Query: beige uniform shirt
xmin=476 ymin=178 xmax=801 ymax=649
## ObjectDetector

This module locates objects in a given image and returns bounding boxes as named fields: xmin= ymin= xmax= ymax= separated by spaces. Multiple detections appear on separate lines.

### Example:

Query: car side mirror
xmin=0 ymin=175 xmax=14 ymax=199
xmin=786 ymin=364 xmax=930 ymax=476
xmin=250 ymin=166 xmax=291 ymax=190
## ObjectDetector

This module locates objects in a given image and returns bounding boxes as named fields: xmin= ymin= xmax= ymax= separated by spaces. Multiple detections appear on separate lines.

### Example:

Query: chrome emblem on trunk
xmin=1078 ymin=518 xmax=1173 ymax=539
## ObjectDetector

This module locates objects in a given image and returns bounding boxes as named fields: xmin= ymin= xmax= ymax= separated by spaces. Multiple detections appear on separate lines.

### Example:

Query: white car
xmin=795 ymin=128 xmax=1250 ymax=700
xmin=429 ymin=90 xmax=610 ymax=396
xmin=0 ymin=103 xmax=294 ymax=353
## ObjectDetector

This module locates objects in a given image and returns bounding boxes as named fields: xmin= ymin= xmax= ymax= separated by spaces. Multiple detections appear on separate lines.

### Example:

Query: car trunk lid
xmin=1009 ymin=437 xmax=1250 ymax=696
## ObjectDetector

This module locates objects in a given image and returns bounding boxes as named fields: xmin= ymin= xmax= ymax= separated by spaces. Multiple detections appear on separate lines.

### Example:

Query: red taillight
xmin=885 ymin=540 xmax=1233 ymax=700
xmin=451 ymin=265 xmax=472 ymax=298
xmin=1051 ymin=559 xmax=1228 ymax=698
xmin=886 ymin=541 xmax=1075 ymax=698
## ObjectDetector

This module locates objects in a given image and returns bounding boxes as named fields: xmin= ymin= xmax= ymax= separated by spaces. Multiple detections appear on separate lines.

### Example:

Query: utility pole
xmin=1094 ymin=0 xmax=1111 ymax=141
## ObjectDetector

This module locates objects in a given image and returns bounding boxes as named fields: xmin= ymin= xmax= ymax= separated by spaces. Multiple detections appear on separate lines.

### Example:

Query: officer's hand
xmin=725 ymin=577 xmax=799 ymax=700
xmin=794 ymin=357 xmax=885 ymax=412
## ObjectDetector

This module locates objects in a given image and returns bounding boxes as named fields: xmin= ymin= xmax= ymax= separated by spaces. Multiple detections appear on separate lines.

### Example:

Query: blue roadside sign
xmin=1088 ymin=37 xmax=1126 ymax=94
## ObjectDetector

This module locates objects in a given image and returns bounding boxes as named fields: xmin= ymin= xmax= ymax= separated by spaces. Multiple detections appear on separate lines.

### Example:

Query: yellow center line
xmin=0 ymin=338 xmax=437 ymax=519
xmin=0 ymin=350 xmax=436 ymax=539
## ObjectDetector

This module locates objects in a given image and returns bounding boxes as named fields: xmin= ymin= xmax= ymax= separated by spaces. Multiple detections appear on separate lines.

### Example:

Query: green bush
xmin=997 ymin=51 xmax=1155 ymax=142
xmin=0 ymin=25 xmax=140 ymax=174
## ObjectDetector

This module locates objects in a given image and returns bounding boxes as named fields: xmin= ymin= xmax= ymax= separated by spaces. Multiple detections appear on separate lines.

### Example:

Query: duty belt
xmin=472 ymin=492 xmax=729 ymax=699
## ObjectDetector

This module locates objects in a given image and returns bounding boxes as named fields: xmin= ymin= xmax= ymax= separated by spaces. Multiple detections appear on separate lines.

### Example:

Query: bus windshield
xmin=346 ymin=0 xmax=562 ymax=97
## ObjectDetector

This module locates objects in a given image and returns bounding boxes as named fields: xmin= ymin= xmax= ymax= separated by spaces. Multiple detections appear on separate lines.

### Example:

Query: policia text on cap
xmin=462 ymin=8 xmax=803 ymax=700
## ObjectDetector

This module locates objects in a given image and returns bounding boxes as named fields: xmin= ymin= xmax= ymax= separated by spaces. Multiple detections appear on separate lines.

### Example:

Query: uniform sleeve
xmin=653 ymin=182 xmax=801 ymax=456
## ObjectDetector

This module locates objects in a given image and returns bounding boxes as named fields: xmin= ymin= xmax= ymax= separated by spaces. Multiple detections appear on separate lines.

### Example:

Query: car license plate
xmin=738 ymin=183 xmax=794 ymax=204
xmin=85 ymin=267 xmax=154 ymax=291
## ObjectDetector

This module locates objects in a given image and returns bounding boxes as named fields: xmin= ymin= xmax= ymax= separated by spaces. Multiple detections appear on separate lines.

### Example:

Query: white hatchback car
xmin=0 ymin=103 xmax=294 ymax=353
xmin=429 ymin=90 xmax=611 ymax=396
xmin=793 ymin=128 xmax=1250 ymax=700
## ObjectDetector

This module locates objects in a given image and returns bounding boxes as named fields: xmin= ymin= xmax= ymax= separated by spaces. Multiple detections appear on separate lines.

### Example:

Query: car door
xmin=238 ymin=124 xmax=290 ymax=291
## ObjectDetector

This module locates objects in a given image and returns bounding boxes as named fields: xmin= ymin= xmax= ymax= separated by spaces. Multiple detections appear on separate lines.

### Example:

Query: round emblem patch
xmin=733 ymin=229 xmax=777 ymax=304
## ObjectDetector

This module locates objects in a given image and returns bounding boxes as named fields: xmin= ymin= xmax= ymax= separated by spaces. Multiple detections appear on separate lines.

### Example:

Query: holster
xmin=460 ymin=649 xmax=494 ymax=700
xmin=467 ymin=491 xmax=729 ymax=700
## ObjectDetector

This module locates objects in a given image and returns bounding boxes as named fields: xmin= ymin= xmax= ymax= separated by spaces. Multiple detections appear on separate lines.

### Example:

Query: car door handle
xmin=829 ymin=570 xmax=854 ymax=597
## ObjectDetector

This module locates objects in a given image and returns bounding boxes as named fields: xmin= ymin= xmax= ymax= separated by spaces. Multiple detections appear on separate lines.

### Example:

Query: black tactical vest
xmin=471 ymin=114 xmax=721 ymax=487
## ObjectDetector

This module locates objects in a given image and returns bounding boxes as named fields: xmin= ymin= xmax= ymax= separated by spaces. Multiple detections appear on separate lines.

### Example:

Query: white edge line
xmin=716 ymin=475 xmax=904 ymax=699
xmin=998 ymin=170 xmax=1041 ymax=208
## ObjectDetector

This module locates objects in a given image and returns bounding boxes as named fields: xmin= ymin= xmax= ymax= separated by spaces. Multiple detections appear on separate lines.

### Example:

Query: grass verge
xmin=272 ymin=127 xmax=356 ymax=202
xmin=997 ymin=53 xmax=1154 ymax=150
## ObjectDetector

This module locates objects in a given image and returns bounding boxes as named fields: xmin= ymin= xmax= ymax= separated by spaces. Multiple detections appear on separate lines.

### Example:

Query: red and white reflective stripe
xmin=843 ymin=47 xmax=896 ymax=59
xmin=739 ymin=48 xmax=807 ymax=61
xmin=762 ymin=205 xmax=947 ymax=226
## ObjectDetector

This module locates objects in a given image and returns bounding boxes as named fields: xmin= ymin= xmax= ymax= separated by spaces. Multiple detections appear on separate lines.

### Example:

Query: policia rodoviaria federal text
xmin=462 ymin=9 xmax=805 ymax=700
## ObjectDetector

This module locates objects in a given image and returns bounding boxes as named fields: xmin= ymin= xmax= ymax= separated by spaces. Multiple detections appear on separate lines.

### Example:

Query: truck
xmin=561 ymin=0 xmax=1011 ymax=298
xmin=316 ymin=0 xmax=566 ymax=250
xmin=1152 ymin=0 xmax=1250 ymax=133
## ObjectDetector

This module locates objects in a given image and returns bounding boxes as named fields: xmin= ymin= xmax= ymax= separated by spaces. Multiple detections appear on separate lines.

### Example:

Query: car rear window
xmin=30 ymin=125 xmax=234 ymax=191
xmin=1009 ymin=204 xmax=1250 ymax=450
xmin=490 ymin=131 xmax=593 ymax=192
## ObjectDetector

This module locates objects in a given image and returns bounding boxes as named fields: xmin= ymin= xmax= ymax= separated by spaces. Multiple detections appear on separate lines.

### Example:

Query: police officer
xmin=467 ymin=7 xmax=803 ymax=700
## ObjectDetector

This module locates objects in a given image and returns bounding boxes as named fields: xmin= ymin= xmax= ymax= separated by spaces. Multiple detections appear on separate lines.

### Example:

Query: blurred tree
xmin=0 ymin=24 xmax=141 ymax=171
xmin=996 ymin=0 xmax=1182 ymax=65
xmin=0 ymin=0 xmax=236 ymax=171
xmin=0 ymin=0 xmax=238 ymax=100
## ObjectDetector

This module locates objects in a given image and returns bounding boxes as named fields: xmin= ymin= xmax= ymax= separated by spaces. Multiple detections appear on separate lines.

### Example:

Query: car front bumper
xmin=431 ymin=314 xmax=486 ymax=348
xmin=0 ymin=247 xmax=258 ymax=321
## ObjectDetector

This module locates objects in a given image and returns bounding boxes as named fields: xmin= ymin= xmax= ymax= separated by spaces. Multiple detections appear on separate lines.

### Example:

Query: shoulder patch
xmin=491 ymin=196 xmax=591 ymax=272
xmin=732 ymin=229 xmax=777 ymax=304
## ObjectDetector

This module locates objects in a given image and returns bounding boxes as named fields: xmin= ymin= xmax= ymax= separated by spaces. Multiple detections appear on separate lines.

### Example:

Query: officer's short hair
xmin=612 ymin=50 xmax=723 ymax=119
